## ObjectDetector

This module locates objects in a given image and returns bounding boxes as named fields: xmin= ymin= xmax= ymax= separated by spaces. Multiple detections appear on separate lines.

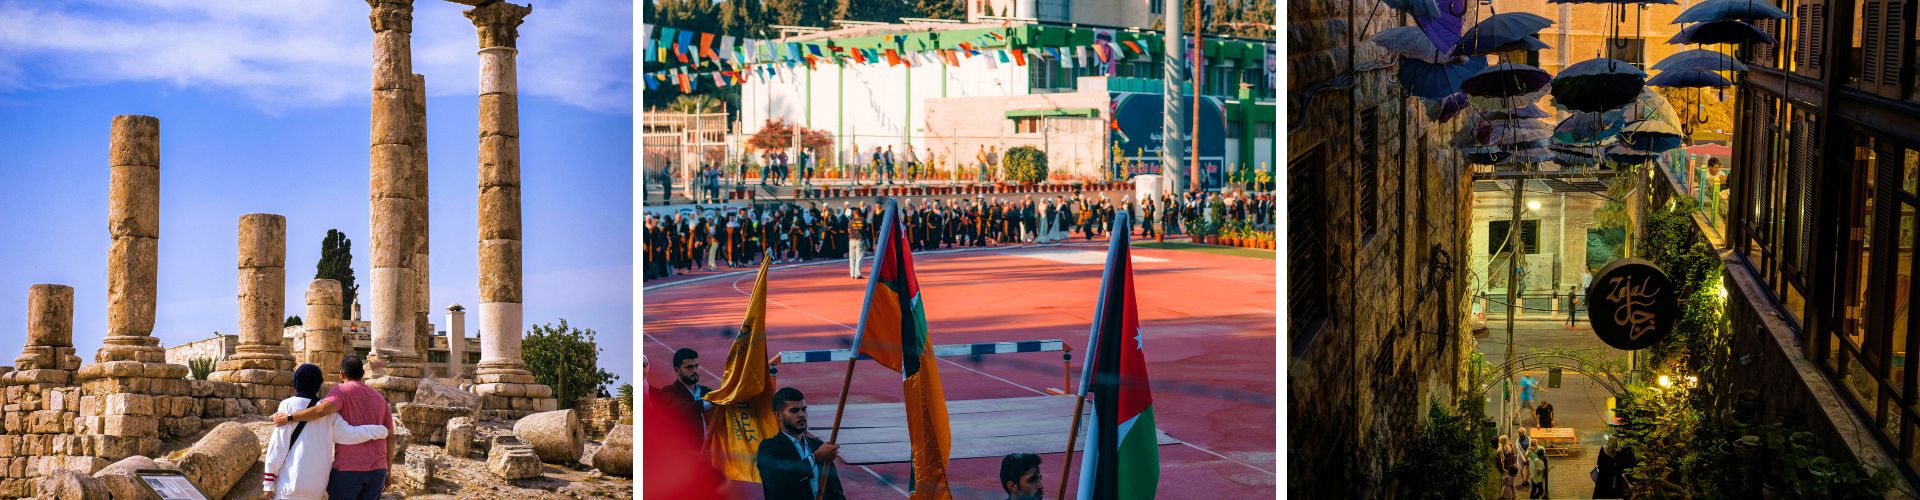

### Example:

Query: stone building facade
xmin=1286 ymin=0 xmax=1476 ymax=495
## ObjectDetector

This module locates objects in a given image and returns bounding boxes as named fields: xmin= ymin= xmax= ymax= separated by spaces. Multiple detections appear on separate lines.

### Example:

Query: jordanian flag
xmin=852 ymin=199 xmax=953 ymax=499
xmin=702 ymin=257 xmax=781 ymax=482
xmin=1077 ymin=210 xmax=1158 ymax=499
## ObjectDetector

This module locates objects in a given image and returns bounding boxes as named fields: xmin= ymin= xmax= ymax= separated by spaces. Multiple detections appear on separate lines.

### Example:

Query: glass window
xmin=428 ymin=351 xmax=448 ymax=363
xmin=467 ymin=352 xmax=482 ymax=365
xmin=1013 ymin=116 xmax=1041 ymax=133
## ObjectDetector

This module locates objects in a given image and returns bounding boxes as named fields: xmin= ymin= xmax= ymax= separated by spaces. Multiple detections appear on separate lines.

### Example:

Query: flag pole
xmin=819 ymin=198 xmax=899 ymax=500
xmin=816 ymin=357 xmax=856 ymax=500
xmin=1057 ymin=392 xmax=1089 ymax=500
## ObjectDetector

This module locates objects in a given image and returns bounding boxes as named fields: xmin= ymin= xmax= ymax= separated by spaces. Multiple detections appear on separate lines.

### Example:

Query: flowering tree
xmin=747 ymin=119 xmax=833 ymax=157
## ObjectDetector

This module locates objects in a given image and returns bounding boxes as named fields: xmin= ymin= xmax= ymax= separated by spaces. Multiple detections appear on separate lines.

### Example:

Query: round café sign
xmin=1586 ymin=258 xmax=1678 ymax=350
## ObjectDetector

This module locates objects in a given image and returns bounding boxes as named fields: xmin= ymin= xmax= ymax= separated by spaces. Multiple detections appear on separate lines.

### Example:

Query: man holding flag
xmin=704 ymin=257 xmax=784 ymax=483
xmin=1069 ymin=210 xmax=1160 ymax=499
xmin=821 ymin=198 xmax=954 ymax=499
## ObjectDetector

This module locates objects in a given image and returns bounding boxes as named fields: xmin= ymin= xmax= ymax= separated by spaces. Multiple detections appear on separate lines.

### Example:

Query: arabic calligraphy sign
xmin=1586 ymin=259 xmax=1678 ymax=351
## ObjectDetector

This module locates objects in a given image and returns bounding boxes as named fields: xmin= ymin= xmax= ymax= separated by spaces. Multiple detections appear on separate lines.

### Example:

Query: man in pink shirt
xmin=273 ymin=355 xmax=394 ymax=499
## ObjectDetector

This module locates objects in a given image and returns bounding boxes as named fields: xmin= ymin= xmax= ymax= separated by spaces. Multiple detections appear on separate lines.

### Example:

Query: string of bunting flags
xmin=638 ymin=23 xmax=1189 ymax=94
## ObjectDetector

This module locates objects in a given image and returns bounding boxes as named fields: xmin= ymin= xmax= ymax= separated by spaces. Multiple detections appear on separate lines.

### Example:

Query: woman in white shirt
xmin=262 ymin=364 xmax=391 ymax=499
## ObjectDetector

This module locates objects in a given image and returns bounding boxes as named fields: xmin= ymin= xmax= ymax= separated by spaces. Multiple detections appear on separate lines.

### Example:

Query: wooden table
xmin=1530 ymin=427 xmax=1578 ymax=457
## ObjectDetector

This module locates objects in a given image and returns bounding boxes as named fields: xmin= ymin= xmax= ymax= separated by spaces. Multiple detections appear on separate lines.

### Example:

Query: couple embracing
xmin=260 ymin=356 xmax=396 ymax=499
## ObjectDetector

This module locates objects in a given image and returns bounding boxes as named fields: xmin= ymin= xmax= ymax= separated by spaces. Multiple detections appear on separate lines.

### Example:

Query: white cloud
xmin=0 ymin=0 xmax=631 ymax=114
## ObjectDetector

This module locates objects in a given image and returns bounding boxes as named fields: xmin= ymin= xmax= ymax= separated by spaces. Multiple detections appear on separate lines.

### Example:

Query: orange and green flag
xmin=702 ymin=257 xmax=781 ymax=482
xmin=852 ymin=199 xmax=953 ymax=499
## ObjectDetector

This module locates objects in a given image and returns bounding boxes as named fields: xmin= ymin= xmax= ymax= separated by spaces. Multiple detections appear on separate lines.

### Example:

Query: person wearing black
xmin=1142 ymin=198 xmax=1157 ymax=239
xmin=999 ymin=453 xmax=1043 ymax=500
xmin=755 ymin=387 xmax=844 ymax=500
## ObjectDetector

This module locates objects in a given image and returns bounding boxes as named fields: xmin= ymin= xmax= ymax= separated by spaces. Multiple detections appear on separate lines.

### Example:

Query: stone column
xmin=210 ymin=214 xmax=296 ymax=406
xmin=99 ymin=115 xmax=166 ymax=364
xmin=466 ymin=1 xmax=552 ymax=414
xmin=303 ymin=279 xmax=348 ymax=383
xmin=5 ymin=284 xmax=82 ymax=384
xmin=411 ymin=73 xmax=434 ymax=371
xmin=445 ymin=304 xmax=466 ymax=379
xmin=368 ymin=0 xmax=425 ymax=394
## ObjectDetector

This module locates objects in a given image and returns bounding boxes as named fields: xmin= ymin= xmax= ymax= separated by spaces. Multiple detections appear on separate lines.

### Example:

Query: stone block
xmin=369 ymin=201 xmax=419 ymax=268
xmin=370 ymin=143 xmax=416 ymax=199
xmin=477 ymin=241 xmax=523 ymax=304
xmin=173 ymin=422 xmax=256 ymax=499
xmin=102 ymin=415 xmax=155 ymax=436
xmin=487 ymin=441 xmax=541 ymax=480
xmin=104 ymin=394 xmax=153 ymax=417
xmin=389 ymin=424 xmax=413 ymax=467
xmin=370 ymin=88 xmax=413 ymax=147
xmin=479 ymin=92 xmax=519 ymax=138
xmin=479 ymin=186 xmax=522 ymax=241
xmin=445 ymin=417 xmax=475 ymax=459
xmin=235 ymin=213 xmax=286 ymax=268
xmin=140 ymin=362 xmax=186 ymax=380
xmin=414 ymin=378 xmax=480 ymax=409
xmin=188 ymin=380 xmax=214 ymax=397
xmin=9 ymin=369 xmax=73 ymax=386
xmin=92 ymin=455 xmax=158 ymax=500
xmin=513 ymin=409 xmax=584 ymax=464
xmin=108 ymin=115 xmax=160 ymax=167
xmin=160 ymin=416 xmax=201 ymax=439
xmin=400 ymin=452 xmax=435 ymax=493
xmin=106 ymin=237 xmax=159 ymax=337
xmin=478 ymin=134 xmax=520 ymax=188
xmin=96 ymin=435 xmax=145 ymax=461
xmin=37 ymin=468 xmax=108 ymax=499
xmin=81 ymin=361 xmax=144 ymax=379
xmin=592 ymin=424 xmax=631 ymax=477
xmin=25 ymin=284 xmax=75 ymax=347
xmin=27 ymin=410 xmax=64 ymax=434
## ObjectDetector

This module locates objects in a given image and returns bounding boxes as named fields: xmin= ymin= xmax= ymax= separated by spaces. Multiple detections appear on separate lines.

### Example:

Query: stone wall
xmin=1468 ymin=192 xmax=1607 ymax=300
xmin=1286 ymin=0 xmax=1475 ymax=494
xmin=574 ymin=397 xmax=629 ymax=438
xmin=164 ymin=335 xmax=235 ymax=369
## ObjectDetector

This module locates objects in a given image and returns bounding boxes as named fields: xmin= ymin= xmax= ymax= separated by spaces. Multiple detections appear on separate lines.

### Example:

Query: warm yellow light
xmin=1527 ymin=200 xmax=1542 ymax=211
xmin=1686 ymin=375 xmax=1699 ymax=386
xmin=1658 ymin=375 xmax=1673 ymax=388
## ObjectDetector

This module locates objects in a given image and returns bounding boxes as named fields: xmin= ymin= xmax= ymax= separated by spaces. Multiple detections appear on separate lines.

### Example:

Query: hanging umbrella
xmin=1551 ymin=58 xmax=1647 ymax=112
xmin=1400 ymin=56 xmax=1490 ymax=99
xmin=1373 ymin=26 xmax=1452 ymax=63
xmin=1673 ymin=0 xmax=1790 ymax=24
xmin=1618 ymin=89 xmax=1682 ymax=129
xmin=1553 ymin=110 xmax=1626 ymax=145
xmin=1647 ymin=69 xmax=1735 ymax=88
xmin=1653 ymin=49 xmax=1748 ymax=72
xmin=1454 ymin=12 xmax=1554 ymax=56
xmin=1502 ymin=146 xmax=1555 ymax=165
xmin=1430 ymin=92 xmax=1473 ymax=121
xmin=1549 ymin=0 xmax=1676 ymax=5
xmin=1621 ymin=119 xmax=1685 ymax=152
xmin=1607 ymin=144 xmax=1660 ymax=164
xmin=1461 ymin=63 xmax=1552 ymax=110
xmin=1467 ymin=150 xmax=1514 ymax=165
xmin=1384 ymin=0 xmax=1470 ymax=55
xmin=1457 ymin=35 xmax=1552 ymax=57
xmin=1551 ymin=144 xmax=1607 ymax=165
xmin=1669 ymin=20 xmax=1776 ymax=45
xmin=1484 ymin=104 xmax=1550 ymax=120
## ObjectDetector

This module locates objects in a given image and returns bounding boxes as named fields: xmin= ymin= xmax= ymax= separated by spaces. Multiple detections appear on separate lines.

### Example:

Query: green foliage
xmin=284 ymin=316 xmax=302 ymax=328
xmin=1591 ymin=173 xmax=1637 ymax=230
xmin=1002 ymin=146 xmax=1049 ymax=184
xmin=315 ymin=229 xmax=358 ymax=320
xmin=666 ymin=94 xmax=723 ymax=114
xmin=617 ymin=383 xmax=635 ymax=410
xmin=1615 ymin=382 xmax=1705 ymax=497
xmin=523 ymin=319 xmax=620 ymax=410
xmin=188 ymin=357 xmax=214 ymax=381
xmin=1390 ymin=400 xmax=1491 ymax=499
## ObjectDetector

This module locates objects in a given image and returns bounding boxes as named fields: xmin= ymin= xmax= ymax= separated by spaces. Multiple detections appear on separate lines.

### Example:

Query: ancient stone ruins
xmin=0 ymin=1 xmax=630 ymax=497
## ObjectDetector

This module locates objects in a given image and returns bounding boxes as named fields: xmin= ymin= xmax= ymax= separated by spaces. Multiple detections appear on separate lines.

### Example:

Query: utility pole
xmin=1190 ymin=0 xmax=1205 ymax=193
xmin=1504 ymin=179 xmax=1524 ymax=437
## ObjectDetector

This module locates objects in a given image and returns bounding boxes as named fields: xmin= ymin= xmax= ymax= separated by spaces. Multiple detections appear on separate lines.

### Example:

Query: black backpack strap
xmin=286 ymin=397 xmax=315 ymax=448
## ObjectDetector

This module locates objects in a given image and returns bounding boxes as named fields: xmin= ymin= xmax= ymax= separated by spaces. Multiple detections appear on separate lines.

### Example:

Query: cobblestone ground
xmin=1478 ymin=319 xmax=1631 ymax=499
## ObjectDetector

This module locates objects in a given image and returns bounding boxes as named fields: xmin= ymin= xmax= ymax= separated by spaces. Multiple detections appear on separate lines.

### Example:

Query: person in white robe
xmin=262 ymin=364 xmax=391 ymax=499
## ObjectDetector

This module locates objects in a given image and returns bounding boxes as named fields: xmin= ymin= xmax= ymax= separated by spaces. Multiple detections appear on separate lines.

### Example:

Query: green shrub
xmin=188 ymin=357 xmax=214 ymax=380
xmin=1001 ymin=146 xmax=1049 ymax=184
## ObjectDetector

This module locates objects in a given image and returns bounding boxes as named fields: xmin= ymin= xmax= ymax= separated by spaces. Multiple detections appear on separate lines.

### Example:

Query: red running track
xmin=642 ymin=239 xmax=1277 ymax=499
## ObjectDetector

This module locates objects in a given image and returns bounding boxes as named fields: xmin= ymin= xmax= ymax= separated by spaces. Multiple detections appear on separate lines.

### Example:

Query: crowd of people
xmin=643 ymin=190 xmax=1277 ymax=281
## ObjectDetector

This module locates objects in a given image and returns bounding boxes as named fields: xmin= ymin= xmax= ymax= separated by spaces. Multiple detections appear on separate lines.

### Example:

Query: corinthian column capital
xmin=367 ymin=0 xmax=414 ymax=33
xmin=464 ymin=2 xmax=531 ymax=49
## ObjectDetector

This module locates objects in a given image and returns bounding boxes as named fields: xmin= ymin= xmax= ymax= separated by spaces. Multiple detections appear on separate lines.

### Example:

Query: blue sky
xmin=0 ymin=1 xmax=635 ymax=388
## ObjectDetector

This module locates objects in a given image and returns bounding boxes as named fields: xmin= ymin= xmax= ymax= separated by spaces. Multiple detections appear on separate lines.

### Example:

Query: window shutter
xmin=1882 ymin=0 xmax=1907 ymax=97
xmin=1794 ymin=0 xmax=1825 ymax=78
xmin=1864 ymin=0 xmax=1887 ymax=94
xmin=1784 ymin=113 xmax=1817 ymax=274
xmin=1757 ymin=17 xmax=1781 ymax=67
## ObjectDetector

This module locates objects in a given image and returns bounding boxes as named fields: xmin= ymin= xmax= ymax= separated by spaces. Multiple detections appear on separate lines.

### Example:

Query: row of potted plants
xmin=1191 ymin=220 xmax=1275 ymax=250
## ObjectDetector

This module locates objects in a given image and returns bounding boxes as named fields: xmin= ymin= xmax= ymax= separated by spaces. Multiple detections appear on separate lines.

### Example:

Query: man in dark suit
xmin=756 ymin=387 xmax=844 ymax=500
xmin=656 ymin=348 xmax=711 ymax=439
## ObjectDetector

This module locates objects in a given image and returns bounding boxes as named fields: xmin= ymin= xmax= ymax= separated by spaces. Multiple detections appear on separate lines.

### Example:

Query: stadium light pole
xmin=1163 ymin=0 xmax=1186 ymax=194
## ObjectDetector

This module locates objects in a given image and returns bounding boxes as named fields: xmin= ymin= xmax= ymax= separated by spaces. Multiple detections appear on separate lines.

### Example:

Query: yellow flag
xmin=702 ymin=257 xmax=780 ymax=482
